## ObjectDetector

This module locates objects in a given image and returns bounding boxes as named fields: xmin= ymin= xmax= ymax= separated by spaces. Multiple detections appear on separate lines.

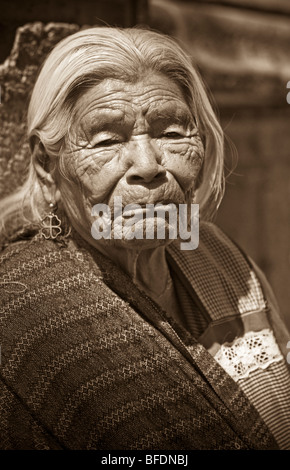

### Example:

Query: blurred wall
xmin=148 ymin=0 xmax=290 ymax=329
xmin=0 ymin=0 xmax=149 ymax=62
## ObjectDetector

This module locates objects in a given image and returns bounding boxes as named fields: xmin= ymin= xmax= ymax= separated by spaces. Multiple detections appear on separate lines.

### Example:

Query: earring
xmin=40 ymin=201 xmax=62 ymax=240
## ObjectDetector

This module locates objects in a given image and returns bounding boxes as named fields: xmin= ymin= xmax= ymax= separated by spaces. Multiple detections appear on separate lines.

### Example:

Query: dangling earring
xmin=40 ymin=201 xmax=62 ymax=240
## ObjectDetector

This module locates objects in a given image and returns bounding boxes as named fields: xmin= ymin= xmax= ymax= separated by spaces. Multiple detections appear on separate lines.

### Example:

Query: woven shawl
xmin=0 ymin=222 xmax=281 ymax=450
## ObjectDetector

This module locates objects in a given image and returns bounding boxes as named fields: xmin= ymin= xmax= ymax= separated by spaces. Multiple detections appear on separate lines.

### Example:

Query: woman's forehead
xmin=72 ymin=74 xmax=192 ymax=126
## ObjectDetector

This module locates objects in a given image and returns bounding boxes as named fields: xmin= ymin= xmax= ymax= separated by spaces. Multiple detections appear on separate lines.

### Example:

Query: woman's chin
xmin=92 ymin=221 xmax=175 ymax=251
xmin=89 ymin=216 xmax=178 ymax=249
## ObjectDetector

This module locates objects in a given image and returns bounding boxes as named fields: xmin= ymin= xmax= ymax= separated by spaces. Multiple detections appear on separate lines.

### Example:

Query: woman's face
xmin=57 ymin=72 xmax=204 ymax=250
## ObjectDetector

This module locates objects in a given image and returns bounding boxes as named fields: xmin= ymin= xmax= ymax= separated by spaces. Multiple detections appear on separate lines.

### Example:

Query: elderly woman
xmin=0 ymin=27 xmax=289 ymax=451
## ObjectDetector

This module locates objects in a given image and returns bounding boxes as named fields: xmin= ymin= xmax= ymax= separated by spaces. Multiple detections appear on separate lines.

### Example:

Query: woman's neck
xmin=97 ymin=244 xmax=171 ymax=298
xmin=97 ymin=243 xmax=182 ymax=323
xmin=71 ymin=229 xmax=181 ymax=322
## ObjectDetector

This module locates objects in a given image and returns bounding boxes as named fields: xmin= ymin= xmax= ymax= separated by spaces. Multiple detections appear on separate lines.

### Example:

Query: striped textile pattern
xmin=0 ymin=223 xmax=284 ymax=450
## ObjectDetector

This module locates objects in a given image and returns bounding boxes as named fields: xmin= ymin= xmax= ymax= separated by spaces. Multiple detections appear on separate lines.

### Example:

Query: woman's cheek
xmin=159 ymin=139 xmax=204 ymax=191
xmin=63 ymin=147 xmax=122 ymax=191
xmin=60 ymin=146 xmax=130 ymax=212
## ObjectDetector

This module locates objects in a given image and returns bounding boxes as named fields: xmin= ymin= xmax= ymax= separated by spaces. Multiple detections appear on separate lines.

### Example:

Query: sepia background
xmin=0 ymin=0 xmax=289 ymax=329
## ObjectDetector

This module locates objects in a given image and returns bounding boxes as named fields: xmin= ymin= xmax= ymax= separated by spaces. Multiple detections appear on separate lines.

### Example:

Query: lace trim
xmin=214 ymin=329 xmax=283 ymax=381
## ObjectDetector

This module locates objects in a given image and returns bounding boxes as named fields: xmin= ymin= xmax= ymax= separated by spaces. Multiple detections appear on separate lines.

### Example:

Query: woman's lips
xmin=119 ymin=202 xmax=182 ymax=221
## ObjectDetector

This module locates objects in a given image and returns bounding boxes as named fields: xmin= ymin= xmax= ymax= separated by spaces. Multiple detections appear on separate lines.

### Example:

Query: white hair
xmin=0 ymin=26 xmax=224 ymax=241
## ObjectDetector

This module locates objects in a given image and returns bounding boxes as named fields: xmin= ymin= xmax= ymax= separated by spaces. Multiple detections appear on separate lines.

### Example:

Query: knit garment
xmin=0 ymin=222 xmax=285 ymax=450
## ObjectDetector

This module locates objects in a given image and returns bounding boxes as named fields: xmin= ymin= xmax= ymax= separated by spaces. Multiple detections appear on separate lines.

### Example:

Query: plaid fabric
xmin=169 ymin=273 xmax=208 ymax=339
xmin=167 ymin=223 xmax=266 ymax=323
xmin=0 ymin=222 xmax=285 ymax=450
xmin=167 ymin=222 xmax=290 ymax=450
xmin=235 ymin=360 xmax=290 ymax=450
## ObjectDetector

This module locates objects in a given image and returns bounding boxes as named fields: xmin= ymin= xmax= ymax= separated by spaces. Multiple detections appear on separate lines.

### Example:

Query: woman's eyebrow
xmin=146 ymin=103 xmax=194 ymax=126
xmin=80 ymin=109 xmax=133 ymax=137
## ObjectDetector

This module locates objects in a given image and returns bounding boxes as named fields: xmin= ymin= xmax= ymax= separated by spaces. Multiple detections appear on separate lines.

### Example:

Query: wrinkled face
xmin=58 ymin=73 xmax=204 ymax=250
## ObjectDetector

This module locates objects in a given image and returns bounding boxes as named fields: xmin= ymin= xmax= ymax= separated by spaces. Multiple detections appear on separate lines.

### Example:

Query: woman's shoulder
xmin=0 ymin=228 xmax=40 ymax=267
xmin=199 ymin=220 xmax=241 ymax=249
xmin=0 ymin=229 xmax=94 ymax=289
xmin=170 ymin=220 xmax=250 ymax=268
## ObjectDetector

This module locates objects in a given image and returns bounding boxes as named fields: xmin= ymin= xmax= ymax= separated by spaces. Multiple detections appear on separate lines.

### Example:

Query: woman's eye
xmin=94 ymin=139 xmax=120 ymax=147
xmin=162 ymin=132 xmax=184 ymax=139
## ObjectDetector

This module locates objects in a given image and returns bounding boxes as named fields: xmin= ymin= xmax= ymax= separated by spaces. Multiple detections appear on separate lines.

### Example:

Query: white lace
xmin=214 ymin=329 xmax=283 ymax=381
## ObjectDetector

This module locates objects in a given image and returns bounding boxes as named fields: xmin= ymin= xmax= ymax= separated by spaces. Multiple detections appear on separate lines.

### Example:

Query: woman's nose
xmin=125 ymin=137 xmax=166 ymax=184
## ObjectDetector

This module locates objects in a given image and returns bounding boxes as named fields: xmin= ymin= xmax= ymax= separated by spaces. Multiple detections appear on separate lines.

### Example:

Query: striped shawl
xmin=0 ymin=222 xmax=288 ymax=450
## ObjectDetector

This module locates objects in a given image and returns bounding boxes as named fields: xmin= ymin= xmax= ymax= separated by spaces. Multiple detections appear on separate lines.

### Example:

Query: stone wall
xmin=0 ymin=23 xmax=80 ymax=197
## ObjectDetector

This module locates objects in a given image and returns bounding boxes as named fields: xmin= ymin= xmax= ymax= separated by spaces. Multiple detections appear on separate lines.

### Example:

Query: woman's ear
xmin=32 ymin=139 xmax=61 ymax=205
